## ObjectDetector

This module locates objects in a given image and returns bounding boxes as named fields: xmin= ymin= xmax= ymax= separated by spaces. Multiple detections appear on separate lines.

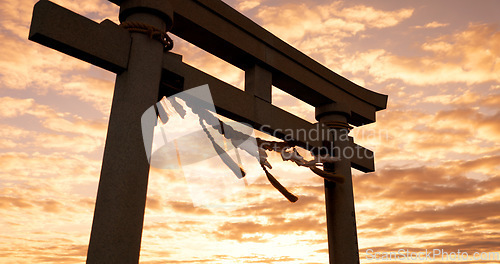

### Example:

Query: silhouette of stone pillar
xmin=86 ymin=1 xmax=173 ymax=263
xmin=316 ymin=103 xmax=360 ymax=264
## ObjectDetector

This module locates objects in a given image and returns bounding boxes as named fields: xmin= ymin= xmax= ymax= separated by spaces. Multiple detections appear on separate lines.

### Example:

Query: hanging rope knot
xmin=160 ymin=95 xmax=347 ymax=203
xmin=120 ymin=21 xmax=174 ymax=51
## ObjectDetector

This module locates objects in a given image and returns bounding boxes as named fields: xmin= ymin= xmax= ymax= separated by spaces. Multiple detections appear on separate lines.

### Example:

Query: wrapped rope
xmin=257 ymin=138 xmax=346 ymax=184
xmin=323 ymin=121 xmax=353 ymax=131
xmin=120 ymin=21 xmax=174 ymax=51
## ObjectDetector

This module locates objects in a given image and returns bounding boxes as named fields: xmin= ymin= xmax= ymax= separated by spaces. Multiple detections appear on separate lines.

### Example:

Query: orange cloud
xmin=356 ymin=157 xmax=500 ymax=203
xmin=414 ymin=21 xmax=450 ymax=29
xmin=255 ymin=2 xmax=412 ymax=45
xmin=343 ymin=23 xmax=500 ymax=85
xmin=0 ymin=96 xmax=107 ymax=137
xmin=336 ymin=5 xmax=413 ymax=29
xmin=238 ymin=0 xmax=260 ymax=11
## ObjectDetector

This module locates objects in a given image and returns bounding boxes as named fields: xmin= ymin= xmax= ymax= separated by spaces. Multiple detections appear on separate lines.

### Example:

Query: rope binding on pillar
xmin=120 ymin=21 xmax=174 ymax=51
xmin=323 ymin=121 xmax=353 ymax=131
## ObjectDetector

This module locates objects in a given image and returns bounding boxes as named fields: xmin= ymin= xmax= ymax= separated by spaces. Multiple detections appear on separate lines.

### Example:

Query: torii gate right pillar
xmin=316 ymin=103 xmax=360 ymax=264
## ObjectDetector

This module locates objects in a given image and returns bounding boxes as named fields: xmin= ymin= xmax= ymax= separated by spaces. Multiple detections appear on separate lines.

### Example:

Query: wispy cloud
xmin=414 ymin=21 xmax=450 ymax=29
xmin=342 ymin=23 xmax=500 ymax=85
xmin=237 ymin=0 xmax=260 ymax=11
xmin=255 ymin=2 xmax=413 ymax=44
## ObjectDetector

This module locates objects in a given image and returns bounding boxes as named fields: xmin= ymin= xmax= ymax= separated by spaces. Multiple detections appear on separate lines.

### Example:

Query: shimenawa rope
xmin=120 ymin=21 xmax=174 ymax=51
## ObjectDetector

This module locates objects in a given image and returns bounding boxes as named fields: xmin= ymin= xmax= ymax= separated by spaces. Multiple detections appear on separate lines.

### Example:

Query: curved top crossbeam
xmin=109 ymin=0 xmax=388 ymax=125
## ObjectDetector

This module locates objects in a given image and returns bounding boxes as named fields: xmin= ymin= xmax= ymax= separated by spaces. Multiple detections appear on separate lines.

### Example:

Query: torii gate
xmin=28 ymin=0 xmax=388 ymax=263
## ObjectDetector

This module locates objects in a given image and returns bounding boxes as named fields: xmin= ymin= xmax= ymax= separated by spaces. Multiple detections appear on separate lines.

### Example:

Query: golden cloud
xmin=238 ymin=0 xmax=260 ymax=12
xmin=343 ymin=23 xmax=500 ymax=85
xmin=414 ymin=21 xmax=450 ymax=29
xmin=255 ymin=2 xmax=413 ymax=45
xmin=336 ymin=5 xmax=413 ymax=29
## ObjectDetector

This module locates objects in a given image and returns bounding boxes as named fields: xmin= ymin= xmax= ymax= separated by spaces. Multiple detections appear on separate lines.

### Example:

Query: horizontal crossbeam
xmin=162 ymin=53 xmax=375 ymax=172
xmin=29 ymin=0 xmax=130 ymax=73
xmin=28 ymin=0 xmax=377 ymax=172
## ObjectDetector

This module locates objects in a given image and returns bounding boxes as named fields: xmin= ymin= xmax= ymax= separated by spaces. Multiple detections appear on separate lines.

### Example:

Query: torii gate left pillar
xmin=87 ymin=3 xmax=172 ymax=263
xmin=86 ymin=3 xmax=169 ymax=263
xmin=30 ymin=0 xmax=174 ymax=262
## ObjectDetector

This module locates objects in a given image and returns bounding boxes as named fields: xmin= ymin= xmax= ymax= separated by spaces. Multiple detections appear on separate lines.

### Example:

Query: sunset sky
xmin=1 ymin=0 xmax=500 ymax=263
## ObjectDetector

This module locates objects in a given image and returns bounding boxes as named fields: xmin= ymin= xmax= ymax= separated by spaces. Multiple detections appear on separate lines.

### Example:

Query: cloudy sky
xmin=1 ymin=0 xmax=500 ymax=263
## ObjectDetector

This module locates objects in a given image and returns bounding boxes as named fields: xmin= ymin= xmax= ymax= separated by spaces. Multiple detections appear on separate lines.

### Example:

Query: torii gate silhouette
xmin=29 ymin=0 xmax=388 ymax=263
